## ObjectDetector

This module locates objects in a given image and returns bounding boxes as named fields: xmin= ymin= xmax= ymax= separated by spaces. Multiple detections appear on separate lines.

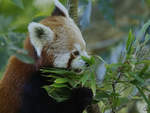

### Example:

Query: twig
xmin=111 ymin=82 xmax=116 ymax=113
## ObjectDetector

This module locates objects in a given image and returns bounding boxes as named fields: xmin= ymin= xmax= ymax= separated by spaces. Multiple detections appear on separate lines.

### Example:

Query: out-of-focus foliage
xmin=0 ymin=0 xmax=55 ymax=78
xmin=98 ymin=0 xmax=115 ymax=26
xmin=0 ymin=0 xmax=54 ymax=32
xmin=96 ymin=23 xmax=150 ymax=112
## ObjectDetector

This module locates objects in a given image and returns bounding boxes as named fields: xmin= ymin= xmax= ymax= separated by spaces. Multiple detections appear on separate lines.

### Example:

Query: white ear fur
xmin=54 ymin=0 xmax=69 ymax=17
xmin=28 ymin=22 xmax=54 ymax=56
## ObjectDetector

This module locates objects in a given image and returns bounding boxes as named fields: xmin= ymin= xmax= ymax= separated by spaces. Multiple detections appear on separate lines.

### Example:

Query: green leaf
xmin=126 ymin=29 xmax=132 ymax=51
xmin=80 ymin=72 xmax=89 ymax=86
xmin=55 ymin=78 xmax=68 ymax=84
xmin=126 ymin=29 xmax=135 ymax=54
xmin=91 ymin=56 xmax=96 ymax=64
xmin=129 ymin=72 xmax=145 ymax=84
xmin=91 ymin=71 xmax=96 ymax=95
xmin=81 ymin=56 xmax=95 ymax=65
xmin=12 ymin=0 xmax=24 ymax=9
xmin=42 ymin=75 xmax=60 ymax=79
xmin=51 ymin=83 xmax=68 ymax=88
xmin=94 ymin=91 xmax=110 ymax=101
xmin=43 ymin=85 xmax=51 ymax=92
xmin=41 ymin=68 xmax=76 ymax=76
xmin=95 ymin=55 xmax=106 ymax=64
xmin=138 ymin=64 xmax=149 ymax=78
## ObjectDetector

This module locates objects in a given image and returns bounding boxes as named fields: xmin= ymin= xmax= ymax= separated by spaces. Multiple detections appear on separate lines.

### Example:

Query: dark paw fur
xmin=71 ymin=87 xmax=93 ymax=106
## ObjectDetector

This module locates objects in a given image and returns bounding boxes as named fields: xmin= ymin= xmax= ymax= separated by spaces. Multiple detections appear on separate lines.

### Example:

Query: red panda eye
xmin=72 ymin=51 xmax=80 ymax=57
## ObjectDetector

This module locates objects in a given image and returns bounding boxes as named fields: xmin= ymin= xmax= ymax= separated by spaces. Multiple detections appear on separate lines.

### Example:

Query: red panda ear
xmin=52 ymin=0 xmax=69 ymax=18
xmin=28 ymin=22 xmax=54 ymax=57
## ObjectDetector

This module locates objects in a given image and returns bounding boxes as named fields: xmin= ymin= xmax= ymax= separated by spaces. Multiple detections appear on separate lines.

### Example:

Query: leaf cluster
xmin=40 ymin=56 xmax=98 ymax=102
xmin=96 ymin=22 xmax=150 ymax=112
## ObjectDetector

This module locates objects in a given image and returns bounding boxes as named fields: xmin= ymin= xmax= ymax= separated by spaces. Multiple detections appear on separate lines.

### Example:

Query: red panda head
xmin=24 ymin=0 xmax=89 ymax=70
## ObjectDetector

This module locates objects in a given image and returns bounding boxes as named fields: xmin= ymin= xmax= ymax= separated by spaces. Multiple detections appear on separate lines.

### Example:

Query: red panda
xmin=0 ymin=1 xmax=93 ymax=113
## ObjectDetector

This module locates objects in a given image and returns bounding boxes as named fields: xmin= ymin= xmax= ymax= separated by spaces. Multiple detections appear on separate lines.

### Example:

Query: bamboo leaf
xmin=80 ymin=73 xmax=89 ymax=86
xmin=55 ymin=78 xmax=69 ymax=84
xmin=129 ymin=72 xmax=145 ymax=84
xmin=91 ymin=71 xmax=96 ymax=95
xmin=126 ymin=29 xmax=135 ymax=54
xmin=51 ymin=83 xmax=68 ymax=88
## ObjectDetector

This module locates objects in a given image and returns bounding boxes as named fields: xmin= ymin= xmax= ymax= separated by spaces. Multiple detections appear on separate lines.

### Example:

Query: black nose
xmin=85 ymin=62 xmax=90 ymax=67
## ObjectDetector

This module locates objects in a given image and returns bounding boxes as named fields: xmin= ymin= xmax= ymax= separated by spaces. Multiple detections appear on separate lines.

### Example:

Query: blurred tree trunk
xmin=69 ymin=0 xmax=78 ymax=24
xmin=68 ymin=0 xmax=101 ymax=113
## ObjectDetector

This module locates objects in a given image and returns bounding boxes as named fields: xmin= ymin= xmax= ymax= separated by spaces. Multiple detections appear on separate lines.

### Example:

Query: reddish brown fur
xmin=40 ymin=16 xmax=86 ymax=51
xmin=0 ymin=16 xmax=62 ymax=113
xmin=37 ymin=46 xmax=54 ymax=68
xmin=0 ymin=56 xmax=35 ymax=113
xmin=0 ymin=16 xmax=84 ymax=113
xmin=67 ymin=53 xmax=75 ymax=69
xmin=24 ymin=36 xmax=38 ymax=60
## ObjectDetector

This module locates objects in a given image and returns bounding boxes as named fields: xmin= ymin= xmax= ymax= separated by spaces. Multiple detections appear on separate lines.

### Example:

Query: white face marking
xmin=71 ymin=56 xmax=86 ymax=69
xmin=28 ymin=22 xmax=54 ymax=56
xmin=54 ymin=0 xmax=69 ymax=18
xmin=71 ymin=44 xmax=90 ymax=69
xmin=52 ymin=44 xmax=89 ymax=69
xmin=53 ymin=53 xmax=70 ymax=68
